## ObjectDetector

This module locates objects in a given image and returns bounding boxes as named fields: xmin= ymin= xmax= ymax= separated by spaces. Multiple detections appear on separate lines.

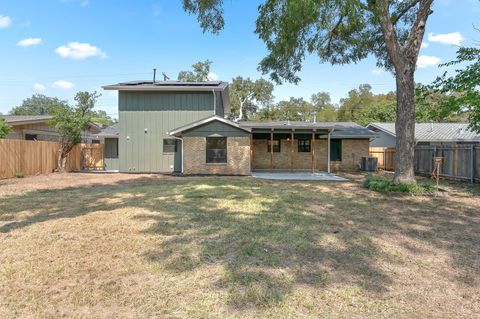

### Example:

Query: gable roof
xmin=169 ymin=115 xmax=250 ymax=137
xmin=96 ymin=123 xmax=119 ymax=138
xmin=367 ymin=122 xmax=480 ymax=142
xmin=1 ymin=115 xmax=52 ymax=125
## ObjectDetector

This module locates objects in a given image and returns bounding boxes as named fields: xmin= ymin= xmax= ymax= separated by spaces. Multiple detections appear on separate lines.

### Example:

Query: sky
xmin=0 ymin=0 xmax=479 ymax=119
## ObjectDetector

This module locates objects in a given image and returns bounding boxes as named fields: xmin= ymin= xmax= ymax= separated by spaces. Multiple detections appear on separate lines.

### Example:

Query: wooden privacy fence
xmin=0 ymin=139 xmax=104 ymax=179
xmin=81 ymin=144 xmax=104 ymax=170
xmin=369 ymin=147 xmax=395 ymax=171
xmin=369 ymin=145 xmax=479 ymax=183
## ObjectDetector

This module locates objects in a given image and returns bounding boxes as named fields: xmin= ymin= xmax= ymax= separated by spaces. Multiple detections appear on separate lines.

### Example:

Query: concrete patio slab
xmin=252 ymin=171 xmax=349 ymax=181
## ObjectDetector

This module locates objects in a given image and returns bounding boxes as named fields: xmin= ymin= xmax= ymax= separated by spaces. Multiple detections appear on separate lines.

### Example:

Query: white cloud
xmin=208 ymin=72 xmax=219 ymax=81
xmin=52 ymin=80 xmax=75 ymax=89
xmin=421 ymin=42 xmax=429 ymax=49
xmin=55 ymin=42 xmax=107 ymax=60
xmin=33 ymin=83 xmax=46 ymax=91
xmin=0 ymin=15 xmax=12 ymax=28
xmin=428 ymin=32 xmax=465 ymax=46
xmin=17 ymin=38 xmax=42 ymax=47
xmin=371 ymin=68 xmax=383 ymax=75
xmin=417 ymin=55 xmax=441 ymax=68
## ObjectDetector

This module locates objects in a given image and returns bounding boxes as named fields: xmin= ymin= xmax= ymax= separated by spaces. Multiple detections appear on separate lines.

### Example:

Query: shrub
xmin=15 ymin=171 xmax=24 ymax=178
xmin=363 ymin=175 xmax=435 ymax=194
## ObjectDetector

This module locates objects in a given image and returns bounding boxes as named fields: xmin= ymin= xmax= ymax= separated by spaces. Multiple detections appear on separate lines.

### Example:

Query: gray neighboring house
xmin=95 ymin=123 xmax=120 ymax=171
xmin=367 ymin=122 xmax=480 ymax=148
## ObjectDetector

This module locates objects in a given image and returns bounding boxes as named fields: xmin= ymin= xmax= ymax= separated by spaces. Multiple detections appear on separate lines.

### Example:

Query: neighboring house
xmin=95 ymin=123 xmax=120 ymax=171
xmin=1 ymin=115 xmax=102 ymax=143
xmin=367 ymin=122 xmax=480 ymax=147
xmin=103 ymin=80 xmax=377 ymax=175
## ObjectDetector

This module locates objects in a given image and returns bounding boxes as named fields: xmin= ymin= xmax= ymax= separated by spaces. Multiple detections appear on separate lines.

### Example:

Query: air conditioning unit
xmin=361 ymin=157 xmax=378 ymax=172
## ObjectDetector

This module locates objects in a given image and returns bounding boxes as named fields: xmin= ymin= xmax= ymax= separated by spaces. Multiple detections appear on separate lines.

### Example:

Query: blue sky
xmin=0 ymin=0 xmax=479 ymax=118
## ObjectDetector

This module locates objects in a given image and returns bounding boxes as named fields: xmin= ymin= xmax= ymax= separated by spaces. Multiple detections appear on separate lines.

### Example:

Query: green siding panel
xmin=119 ymin=91 xmax=223 ymax=112
xmin=183 ymin=121 xmax=250 ymax=137
xmin=119 ymin=110 xmax=213 ymax=172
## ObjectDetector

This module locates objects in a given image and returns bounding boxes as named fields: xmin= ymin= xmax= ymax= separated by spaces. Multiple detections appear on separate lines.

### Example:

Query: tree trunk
xmin=57 ymin=144 xmax=72 ymax=173
xmin=393 ymin=64 xmax=416 ymax=184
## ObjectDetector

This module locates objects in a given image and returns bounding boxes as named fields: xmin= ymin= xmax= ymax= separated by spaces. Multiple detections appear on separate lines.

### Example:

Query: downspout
xmin=212 ymin=89 xmax=216 ymax=115
xmin=173 ymin=136 xmax=184 ymax=174
xmin=328 ymin=128 xmax=334 ymax=174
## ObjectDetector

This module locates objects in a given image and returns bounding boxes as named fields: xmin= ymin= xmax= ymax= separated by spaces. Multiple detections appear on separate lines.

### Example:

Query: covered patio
xmin=240 ymin=121 xmax=341 ymax=174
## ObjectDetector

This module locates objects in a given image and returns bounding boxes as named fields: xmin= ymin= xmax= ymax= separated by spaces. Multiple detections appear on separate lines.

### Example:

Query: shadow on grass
xmin=0 ymin=176 xmax=479 ymax=309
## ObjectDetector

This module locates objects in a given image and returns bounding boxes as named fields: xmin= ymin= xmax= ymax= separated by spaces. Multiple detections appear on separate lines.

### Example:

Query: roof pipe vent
xmin=153 ymin=68 xmax=156 ymax=84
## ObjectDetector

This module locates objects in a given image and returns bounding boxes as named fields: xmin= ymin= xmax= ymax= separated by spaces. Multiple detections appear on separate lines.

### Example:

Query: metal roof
xmin=0 ymin=115 xmax=52 ymax=125
xmin=367 ymin=122 xmax=480 ymax=142
xmin=239 ymin=120 xmax=377 ymax=138
xmin=102 ymin=81 xmax=229 ymax=91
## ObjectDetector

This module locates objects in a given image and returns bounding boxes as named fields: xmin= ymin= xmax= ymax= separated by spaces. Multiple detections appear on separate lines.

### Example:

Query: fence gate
xmin=80 ymin=144 xmax=104 ymax=170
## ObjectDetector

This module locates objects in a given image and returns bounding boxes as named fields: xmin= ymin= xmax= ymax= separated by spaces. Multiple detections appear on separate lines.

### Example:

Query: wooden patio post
xmin=270 ymin=129 xmax=274 ymax=171
xmin=327 ymin=130 xmax=331 ymax=174
xmin=311 ymin=130 xmax=316 ymax=173
xmin=290 ymin=130 xmax=294 ymax=171
xmin=250 ymin=133 xmax=253 ymax=173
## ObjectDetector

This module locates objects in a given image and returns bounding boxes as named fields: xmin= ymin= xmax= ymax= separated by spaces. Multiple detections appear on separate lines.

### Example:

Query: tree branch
xmin=326 ymin=13 xmax=346 ymax=54
xmin=405 ymin=0 xmax=433 ymax=60
xmin=392 ymin=0 xmax=421 ymax=25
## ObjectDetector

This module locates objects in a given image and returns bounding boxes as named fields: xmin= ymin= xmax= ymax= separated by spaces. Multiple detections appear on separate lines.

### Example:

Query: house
xmin=1 ymin=115 xmax=102 ymax=143
xmin=103 ymin=80 xmax=377 ymax=175
xmin=367 ymin=122 xmax=480 ymax=148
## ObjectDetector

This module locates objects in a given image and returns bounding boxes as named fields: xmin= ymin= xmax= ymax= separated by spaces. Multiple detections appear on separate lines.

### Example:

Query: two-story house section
xmin=102 ymin=81 xmax=230 ymax=173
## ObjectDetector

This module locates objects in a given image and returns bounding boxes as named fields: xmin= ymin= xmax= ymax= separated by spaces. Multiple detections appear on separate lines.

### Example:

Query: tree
xmin=178 ymin=60 xmax=213 ymax=81
xmin=183 ymin=0 xmax=434 ymax=183
xmin=229 ymin=77 xmax=274 ymax=121
xmin=91 ymin=110 xmax=115 ymax=126
xmin=426 ymin=45 xmax=480 ymax=132
xmin=310 ymin=92 xmax=337 ymax=121
xmin=337 ymin=84 xmax=374 ymax=122
xmin=415 ymin=84 xmax=469 ymax=123
xmin=10 ymin=94 xmax=68 ymax=115
xmin=0 ymin=118 xmax=11 ymax=138
xmin=51 ymin=91 xmax=99 ymax=172
xmin=356 ymin=93 xmax=397 ymax=126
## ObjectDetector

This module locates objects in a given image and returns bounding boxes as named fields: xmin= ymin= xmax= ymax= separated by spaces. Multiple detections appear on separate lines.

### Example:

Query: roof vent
xmin=153 ymin=68 xmax=156 ymax=84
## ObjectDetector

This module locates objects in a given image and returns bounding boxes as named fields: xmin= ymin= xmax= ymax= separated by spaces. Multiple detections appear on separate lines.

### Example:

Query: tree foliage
xmin=0 ymin=118 xmax=11 ymax=138
xmin=178 ymin=60 xmax=213 ymax=81
xmin=229 ymin=77 xmax=274 ymax=121
xmin=425 ymin=45 xmax=480 ymax=132
xmin=10 ymin=94 xmax=68 ymax=115
xmin=51 ymin=91 xmax=100 ymax=172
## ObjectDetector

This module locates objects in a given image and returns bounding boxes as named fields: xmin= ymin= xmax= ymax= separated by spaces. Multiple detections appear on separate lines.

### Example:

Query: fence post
xmin=471 ymin=144 xmax=475 ymax=184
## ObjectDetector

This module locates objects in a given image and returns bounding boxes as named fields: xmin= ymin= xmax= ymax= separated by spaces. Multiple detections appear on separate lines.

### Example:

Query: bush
xmin=363 ymin=175 xmax=435 ymax=194
xmin=15 ymin=171 xmax=24 ymax=178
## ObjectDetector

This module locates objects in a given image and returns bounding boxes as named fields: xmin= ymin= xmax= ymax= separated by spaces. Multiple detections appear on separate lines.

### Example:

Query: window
xmin=298 ymin=139 xmax=311 ymax=152
xmin=163 ymin=139 xmax=177 ymax=153
xmin=25 ymin=134 xmax=37 ymax=141
xmin=330 ymin=139 xmax=342 ymax=161
xmin=92 ymin=140 xmax=100 ymax=144
xmin=267 ymin=139 xmax=281 ymax=152
xmin=206 ymin=137 xmax=227 ymax=163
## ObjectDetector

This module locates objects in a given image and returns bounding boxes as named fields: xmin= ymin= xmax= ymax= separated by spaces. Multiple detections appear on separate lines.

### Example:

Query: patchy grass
xmin=363 ymin=174 xmax=436 ymax=194
xmin=0 ymin=173 xmax=479 ymax=318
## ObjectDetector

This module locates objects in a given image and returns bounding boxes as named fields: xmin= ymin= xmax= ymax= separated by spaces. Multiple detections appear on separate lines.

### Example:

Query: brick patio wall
xmin=183 ymin=136 xmax=251 ymax=175
xmin=252 ymin=138 xmax=369 ymax=171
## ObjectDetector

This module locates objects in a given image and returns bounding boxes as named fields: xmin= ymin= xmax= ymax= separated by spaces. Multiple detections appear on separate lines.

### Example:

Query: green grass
xmin=363 ymin=174 xmax=436 ymax=194
xmin=0 ymin=173 xmax=479 ymax=318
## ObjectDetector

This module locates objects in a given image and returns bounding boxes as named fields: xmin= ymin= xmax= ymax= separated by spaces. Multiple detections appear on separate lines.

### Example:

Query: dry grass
xmin=0 ymin=173 xmax=479 ymax=318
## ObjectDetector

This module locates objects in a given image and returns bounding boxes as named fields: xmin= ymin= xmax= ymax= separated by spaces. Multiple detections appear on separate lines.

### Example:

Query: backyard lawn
xmin=0 ymin=173 xmax=479 ymax=318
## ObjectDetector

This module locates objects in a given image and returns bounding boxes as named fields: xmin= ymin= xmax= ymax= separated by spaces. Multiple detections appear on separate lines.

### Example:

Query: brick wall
xmin=252 ymin=138 xmax=369 ymax=171
xmin=183 ymin=136 xmax=251 ymax=175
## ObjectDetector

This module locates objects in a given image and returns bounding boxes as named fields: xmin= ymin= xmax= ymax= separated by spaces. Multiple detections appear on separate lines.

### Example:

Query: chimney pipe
xmin=153 ymin=68 xmax=157 ymax=84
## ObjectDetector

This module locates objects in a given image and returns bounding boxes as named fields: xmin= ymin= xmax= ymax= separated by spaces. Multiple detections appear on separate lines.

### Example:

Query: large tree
xmin=337 ymin=84 xmax=374 ymax=122
xmin=310 ymin=92 xmax=337 ymax=122
xmin=182 ymin=0 xmax=434 ymax=183
xmin=51 ymin=91 xmax=99 ymax=172
xmin=178 ymin=60 xmax=214 ymax=81
xmin=229 ymin=76 xmax=274 ymax=121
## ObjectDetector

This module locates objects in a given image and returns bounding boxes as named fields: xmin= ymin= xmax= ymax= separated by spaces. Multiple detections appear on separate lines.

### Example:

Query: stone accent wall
xmin=183 ymin=136 xmax=251 ymax=175
xmin=252 ymin=138 xmax=369 ymax=171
